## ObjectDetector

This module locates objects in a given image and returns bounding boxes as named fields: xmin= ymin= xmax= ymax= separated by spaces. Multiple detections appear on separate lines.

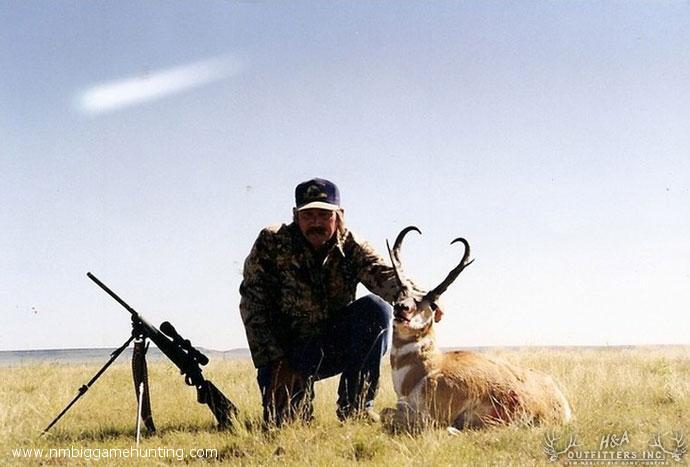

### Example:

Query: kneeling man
xmin=240 ymin=178 xmax=425 ymax=426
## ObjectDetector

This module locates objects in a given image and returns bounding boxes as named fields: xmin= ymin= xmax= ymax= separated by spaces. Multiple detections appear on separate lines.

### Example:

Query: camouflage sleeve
xmin=350 ymin=235 xmax=427 ymax=304
xmin=239 ymin=228 xmax=285 ymax=368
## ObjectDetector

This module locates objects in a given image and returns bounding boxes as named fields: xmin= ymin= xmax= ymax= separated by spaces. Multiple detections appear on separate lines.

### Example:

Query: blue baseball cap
xmin=295 ymin=178 xmax=341 ymax=211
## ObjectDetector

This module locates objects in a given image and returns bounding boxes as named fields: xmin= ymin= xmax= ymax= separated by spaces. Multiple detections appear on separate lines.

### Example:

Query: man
xmin=239 ymin=178 xmax=440 ymax=426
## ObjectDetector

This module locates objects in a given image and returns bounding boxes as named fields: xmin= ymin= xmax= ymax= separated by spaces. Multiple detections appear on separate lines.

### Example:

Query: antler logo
xmin=543 ymin=432 xmax=580 ymax=462
xmin=305 ymin=184 xmax=327 ymax=200
xmin=649 ymin=432 xmax=687 ymax=463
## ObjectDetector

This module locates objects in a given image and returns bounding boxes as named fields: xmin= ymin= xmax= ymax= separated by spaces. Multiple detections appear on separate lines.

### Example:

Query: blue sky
xmin=2 ymin=1 xmax=689 ymax=351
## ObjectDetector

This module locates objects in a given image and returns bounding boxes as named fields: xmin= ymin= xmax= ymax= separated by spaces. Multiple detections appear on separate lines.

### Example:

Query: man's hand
xmin=264 ymin=357 xmax=306 ymax=416
xmin=270 ymin=358 xmax=304 ymax=393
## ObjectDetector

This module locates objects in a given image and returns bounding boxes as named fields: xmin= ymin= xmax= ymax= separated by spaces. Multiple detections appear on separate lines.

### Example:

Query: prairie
xmin=2 ymin=346 xmax=688 ymax=466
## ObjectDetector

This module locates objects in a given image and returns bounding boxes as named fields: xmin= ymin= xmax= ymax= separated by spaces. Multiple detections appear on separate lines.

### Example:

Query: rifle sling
xmin=132 ymin=338 xmax=156 ymax=433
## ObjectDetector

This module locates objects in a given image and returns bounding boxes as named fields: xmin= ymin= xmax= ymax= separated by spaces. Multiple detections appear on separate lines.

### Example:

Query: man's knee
xmin=347 ymin=295 xmax=391 ymax=356
xmin=351 ymin=294 xmax=392 ymax=329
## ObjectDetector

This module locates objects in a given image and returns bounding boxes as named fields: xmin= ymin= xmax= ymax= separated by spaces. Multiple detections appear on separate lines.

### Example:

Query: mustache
xmin=306 ymin=227 xmax=327 ymax=236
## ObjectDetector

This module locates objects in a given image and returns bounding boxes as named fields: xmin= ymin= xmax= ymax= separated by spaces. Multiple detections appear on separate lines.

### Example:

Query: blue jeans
xmin=257 ymin=294 xmax=391 ymax=424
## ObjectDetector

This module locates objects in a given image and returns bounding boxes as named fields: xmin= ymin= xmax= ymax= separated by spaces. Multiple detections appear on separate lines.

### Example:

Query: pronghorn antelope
xmin=381 ymin=226 xmax=573 ymax=432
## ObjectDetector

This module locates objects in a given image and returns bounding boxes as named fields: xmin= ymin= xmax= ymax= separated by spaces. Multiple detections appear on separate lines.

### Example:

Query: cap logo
xmin=305 ymin=184 xmax=327 ymax=200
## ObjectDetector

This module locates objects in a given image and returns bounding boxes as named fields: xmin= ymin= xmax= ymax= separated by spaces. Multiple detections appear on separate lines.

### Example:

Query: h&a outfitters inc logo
xmin=543 ymin=430 xmax=687 ymax=465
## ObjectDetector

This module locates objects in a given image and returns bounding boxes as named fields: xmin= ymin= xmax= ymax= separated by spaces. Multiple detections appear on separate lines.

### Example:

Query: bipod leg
xmin=132 ymin=337 xmax=156 ymax=433
xmin=42 ymin=335 xmax=135 ymax=435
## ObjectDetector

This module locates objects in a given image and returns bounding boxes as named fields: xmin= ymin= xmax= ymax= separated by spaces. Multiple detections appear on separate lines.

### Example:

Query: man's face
xmin=296 ymin=208 xmax=337 ymax=250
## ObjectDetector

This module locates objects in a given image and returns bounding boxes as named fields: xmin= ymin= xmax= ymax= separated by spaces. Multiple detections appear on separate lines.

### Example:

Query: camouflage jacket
xmin=239 ymin=222 xmax=410 ymax=368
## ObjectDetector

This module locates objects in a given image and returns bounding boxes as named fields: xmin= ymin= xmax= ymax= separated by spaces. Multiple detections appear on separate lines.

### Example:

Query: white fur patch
xmin=564 ymin=403 xmax=573 ymax=422
xmin=391 ymin=337 xmax=432 ymax=359
xmin=408 ymin=311 xmax=431 ymax=329
xmin=392 ymin=366 xmax=412 ymax=396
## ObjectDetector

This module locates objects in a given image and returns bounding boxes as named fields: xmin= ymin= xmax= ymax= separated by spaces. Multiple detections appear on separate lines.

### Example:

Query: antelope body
xmin=382 ymin=227 xmax=572 ymax=431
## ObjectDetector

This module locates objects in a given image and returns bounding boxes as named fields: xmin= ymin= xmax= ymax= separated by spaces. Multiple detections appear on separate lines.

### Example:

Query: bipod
xmin=42 ymin=321 xmax=158 ymax=436
xmin=42 ymin=335 xmax=135 ymax=435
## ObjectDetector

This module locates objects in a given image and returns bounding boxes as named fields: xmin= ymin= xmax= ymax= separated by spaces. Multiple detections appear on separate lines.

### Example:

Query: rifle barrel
xmin=87 ymin=272 xmax=138 ymax=316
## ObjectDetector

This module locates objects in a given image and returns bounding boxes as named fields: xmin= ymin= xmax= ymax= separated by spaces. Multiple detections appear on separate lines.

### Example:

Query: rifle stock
xmin=199 ymin=380 xmax=237 ymax=429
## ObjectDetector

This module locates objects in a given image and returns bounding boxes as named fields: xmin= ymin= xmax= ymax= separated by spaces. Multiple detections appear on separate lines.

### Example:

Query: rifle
xmin=43 ymin=273 xmax=238 ymax=435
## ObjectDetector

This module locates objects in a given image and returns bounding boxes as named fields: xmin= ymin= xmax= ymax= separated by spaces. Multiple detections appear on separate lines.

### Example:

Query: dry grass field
xmin=2 ymin=347 xmax=688 ymax=466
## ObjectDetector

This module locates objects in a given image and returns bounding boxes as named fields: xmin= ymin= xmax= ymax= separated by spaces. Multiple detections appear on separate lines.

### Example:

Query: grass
xmin=2 ymin=346 xmax=688 ymax=466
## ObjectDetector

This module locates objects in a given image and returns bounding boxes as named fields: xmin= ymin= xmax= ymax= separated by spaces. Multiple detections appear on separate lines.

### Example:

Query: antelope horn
xmin=424 ymin=237 xmax=474 ymax=304
xmin=386 ymin=226 xmax=422 ymax=290
xmin=392 ymin=226 xmax=421 ymax=264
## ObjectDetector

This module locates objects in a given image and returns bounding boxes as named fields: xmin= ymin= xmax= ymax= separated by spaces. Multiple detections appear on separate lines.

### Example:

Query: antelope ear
xmin=430 ymin=298 xmax=445 ymax=322
xmin=433 ymin=306 xmax=444 ymax=323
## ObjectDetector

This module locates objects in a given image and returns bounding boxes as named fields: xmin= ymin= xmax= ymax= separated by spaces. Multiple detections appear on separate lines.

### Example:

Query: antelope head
xmin=386 ymin=226 xmax=474 ymax=336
